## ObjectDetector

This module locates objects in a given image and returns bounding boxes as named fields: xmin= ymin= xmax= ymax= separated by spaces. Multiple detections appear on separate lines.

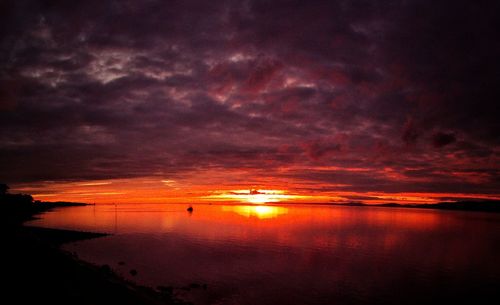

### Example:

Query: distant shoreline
xmin=329 ymin=200 xmax=500 ymax=213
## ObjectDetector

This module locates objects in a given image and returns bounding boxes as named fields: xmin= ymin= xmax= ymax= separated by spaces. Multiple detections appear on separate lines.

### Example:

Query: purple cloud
xmin=0 ymin=0 xmax=498 ymax=198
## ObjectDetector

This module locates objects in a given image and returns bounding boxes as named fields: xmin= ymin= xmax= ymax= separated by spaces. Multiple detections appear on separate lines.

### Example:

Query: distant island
xmin=0 ymin=183 xmax=90 ymax=224
xmin=330 ymin=200 xmax=500 ymax=213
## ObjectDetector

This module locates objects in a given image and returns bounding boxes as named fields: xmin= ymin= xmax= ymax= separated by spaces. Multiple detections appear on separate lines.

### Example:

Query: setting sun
xmin=204 ymin=189 xmax=308 ymax=204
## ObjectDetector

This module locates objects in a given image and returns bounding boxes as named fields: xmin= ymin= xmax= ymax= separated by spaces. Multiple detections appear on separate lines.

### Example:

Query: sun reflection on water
xmin=222 ymin=205 xmax=289 ymax=219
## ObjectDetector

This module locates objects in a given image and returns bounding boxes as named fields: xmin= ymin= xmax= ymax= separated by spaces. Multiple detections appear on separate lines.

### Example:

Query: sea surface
xmin=27 ymin=203 xmax=500 ymax=305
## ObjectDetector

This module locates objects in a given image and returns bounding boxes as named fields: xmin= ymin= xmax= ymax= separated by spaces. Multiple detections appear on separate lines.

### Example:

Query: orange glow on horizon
xmin=203 ymin=189 xmax=311 ymax=204
xmin=10 ymin=177 xmax=500 ymax=205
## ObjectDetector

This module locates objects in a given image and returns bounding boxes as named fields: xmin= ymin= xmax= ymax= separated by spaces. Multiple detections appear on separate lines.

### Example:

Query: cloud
xmin=0 ymin=0 xmax=498 ymax=198
xmin=431 ymin=132 xmax=456 ymax=148
xmin=401 ymin=118 xmax=419 ymax=146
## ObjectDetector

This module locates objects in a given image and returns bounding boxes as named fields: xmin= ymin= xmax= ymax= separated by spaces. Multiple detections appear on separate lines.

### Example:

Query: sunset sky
xmin=1 ymin=0 xmax=499 ymax=204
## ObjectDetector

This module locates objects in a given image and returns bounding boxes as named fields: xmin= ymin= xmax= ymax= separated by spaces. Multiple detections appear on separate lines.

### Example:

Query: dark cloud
xmin=401 ymin=118 xmax=419 ymax=146
xmin=431 ymin=132 xmax=456 ymax=148
xmin=0 ymin=0 xmax=498 ymax=197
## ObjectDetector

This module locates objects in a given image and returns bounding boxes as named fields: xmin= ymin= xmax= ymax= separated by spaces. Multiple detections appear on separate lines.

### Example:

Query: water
xmin=27 ymin=203 xmax=500 ymax=305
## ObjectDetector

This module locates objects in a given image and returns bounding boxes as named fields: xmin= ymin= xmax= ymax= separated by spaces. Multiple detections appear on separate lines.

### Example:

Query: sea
xmin=27 ymin=203 xmax=500 ymax=305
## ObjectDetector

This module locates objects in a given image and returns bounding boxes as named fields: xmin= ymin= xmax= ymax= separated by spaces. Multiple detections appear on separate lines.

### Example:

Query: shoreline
xmin=2 ymin=201 xmax=187 ymax=305
xmin=328 ymin=200 xmax=500 ymax=213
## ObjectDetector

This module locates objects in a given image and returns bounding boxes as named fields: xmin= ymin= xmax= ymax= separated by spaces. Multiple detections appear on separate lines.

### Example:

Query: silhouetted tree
xmin=0 ymin=183 xmax=8 ymax=195
xmin=0 ymin=183 xmax=36 ymax=224
xmin=0 ymin=183 xmax=33 ymax=206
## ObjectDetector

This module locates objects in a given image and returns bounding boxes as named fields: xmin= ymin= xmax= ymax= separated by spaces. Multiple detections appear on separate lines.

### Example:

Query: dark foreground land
xmin=1 ymin=197 xmax=185 ymax=305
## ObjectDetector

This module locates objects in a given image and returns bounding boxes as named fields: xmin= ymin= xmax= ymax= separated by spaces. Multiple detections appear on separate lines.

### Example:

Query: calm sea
xmin=27 ymin=203 xmax=500 ymax=305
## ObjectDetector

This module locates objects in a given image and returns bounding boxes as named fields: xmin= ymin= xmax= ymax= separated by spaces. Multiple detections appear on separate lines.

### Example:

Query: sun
xmin=205 ymin=189 xmax=302 ymax=204
xmin=235 ymin=189 xmax=287 ymax=204
xmin=247 ymin=193 xmax=275 ymax=204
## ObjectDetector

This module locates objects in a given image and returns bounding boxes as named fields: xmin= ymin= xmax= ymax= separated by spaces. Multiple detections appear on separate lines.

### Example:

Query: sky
xmin=0 ymin=0 xmax=499 ymax=204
